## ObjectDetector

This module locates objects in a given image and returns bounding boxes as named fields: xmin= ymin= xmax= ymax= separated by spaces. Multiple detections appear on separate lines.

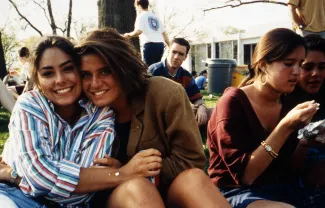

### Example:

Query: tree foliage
xmin=0 ymin=27 xmax=19 ymax=71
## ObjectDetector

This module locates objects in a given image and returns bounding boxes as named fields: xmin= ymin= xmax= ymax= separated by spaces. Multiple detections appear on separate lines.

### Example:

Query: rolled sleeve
xmin=185 ymin=77 xmax=203 ymax=103
xmin=54 ymin=160 xmax=81 ymax=195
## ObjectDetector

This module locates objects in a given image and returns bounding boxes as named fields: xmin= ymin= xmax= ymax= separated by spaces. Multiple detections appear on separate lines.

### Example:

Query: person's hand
xmin=191 ymin=104 xmax=198 ymax=115
xmin=196 ymin=105 xmax=208 ymax=126
xmin=93 ymin=155 xmax=122 ymax=169
xmin=118 ymin=149 xmax=162 ymax=178
xmin=0 ymin=157 xmax=11 ymax=182
xmin=280 ymin=101 xmax=319 ymax=130
xmin=0 ymin=156 xmax=7 ymax=165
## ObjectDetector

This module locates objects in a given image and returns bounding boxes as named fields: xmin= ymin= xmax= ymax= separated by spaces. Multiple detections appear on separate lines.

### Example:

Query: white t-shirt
xmin=135 ymin=11 xmax=165 ymax=45
xmin=20 ymin=62 xmax=30 ymax=82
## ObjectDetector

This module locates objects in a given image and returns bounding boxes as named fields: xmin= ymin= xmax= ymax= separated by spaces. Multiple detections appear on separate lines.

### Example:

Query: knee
xmin=173 ymin=168 xmax=208 ymax=186
xmin=108 ymin=177 xmax=163 ymax=208
xmin=122 ymin=177 xmax=154 ymax=194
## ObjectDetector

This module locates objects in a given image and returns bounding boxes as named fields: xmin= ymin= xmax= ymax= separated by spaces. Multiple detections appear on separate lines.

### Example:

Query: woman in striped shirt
xmin=0 ymin=36 xmax=163 ymax=208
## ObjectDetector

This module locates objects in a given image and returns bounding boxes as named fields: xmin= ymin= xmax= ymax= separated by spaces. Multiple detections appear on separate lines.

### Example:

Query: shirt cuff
xmin=52 ymin=159 xmax=81 ymax=198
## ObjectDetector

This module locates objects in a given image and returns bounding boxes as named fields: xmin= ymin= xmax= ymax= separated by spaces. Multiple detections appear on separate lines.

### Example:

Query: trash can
xmin=206 ymin=58 xmax=237 ymax=94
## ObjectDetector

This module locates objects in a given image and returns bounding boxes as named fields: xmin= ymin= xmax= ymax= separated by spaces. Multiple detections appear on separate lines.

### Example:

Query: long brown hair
xmin=75 ymin=28 xmax=148 ymax=100
xmin=239 ymin=28 xmax=306 ymax=87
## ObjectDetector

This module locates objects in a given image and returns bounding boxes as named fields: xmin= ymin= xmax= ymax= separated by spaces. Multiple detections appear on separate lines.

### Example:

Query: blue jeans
xmin=142 ymin=42 xmax=164 ymax=66
xmin=0 ymin=183 xmax=46 ymax=208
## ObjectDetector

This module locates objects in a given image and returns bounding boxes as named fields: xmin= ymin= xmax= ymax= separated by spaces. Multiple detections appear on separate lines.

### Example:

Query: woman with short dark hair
xmin=75 ymin=28 xmax=230 ymax=208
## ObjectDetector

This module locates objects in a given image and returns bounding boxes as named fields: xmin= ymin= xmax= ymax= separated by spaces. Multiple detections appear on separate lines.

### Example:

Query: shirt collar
xmin=43 ymin=93 xmax=95 ymax=119
xmin=163 ymin=59 xmax=182 ymax=77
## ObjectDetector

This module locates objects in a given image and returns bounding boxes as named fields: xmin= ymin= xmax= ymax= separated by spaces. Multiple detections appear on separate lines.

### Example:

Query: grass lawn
xmin=0 ymin=107 xmax=10 ymax=153
xmin=201 ymin=90 xmax=221 ymax=108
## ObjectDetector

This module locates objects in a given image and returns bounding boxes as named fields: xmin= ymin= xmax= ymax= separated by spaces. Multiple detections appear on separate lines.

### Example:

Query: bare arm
xmin=0 ymin=79 xmax=15 ymax=113
xmin=75 ymin=149 xmax=161 ymax=193
xmin=162 ymin=32 xmax=170 ymax=47
xmin=288 ymin=3 xmax=305 ymax=29
xmin=124 ymin=30 xmax=143 ymax=38
xmin=241 ymin=101 xmax=318 ymax=185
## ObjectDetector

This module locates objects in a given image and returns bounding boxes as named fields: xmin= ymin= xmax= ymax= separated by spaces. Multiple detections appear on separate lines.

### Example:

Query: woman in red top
xmin=207 ymin=28 xmax=321 ymax=208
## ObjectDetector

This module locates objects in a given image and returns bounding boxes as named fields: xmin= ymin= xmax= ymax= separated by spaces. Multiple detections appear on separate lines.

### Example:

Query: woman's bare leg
xmin=107 ymin=177 xmax=164 ymax=208
xmin=167 ymin=168 xmax=231 ymax=208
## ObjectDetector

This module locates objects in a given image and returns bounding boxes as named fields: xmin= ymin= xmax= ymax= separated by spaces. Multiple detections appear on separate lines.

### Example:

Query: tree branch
xmin=47 ymin=0 xmax=57 ymax=34
xmin=33 ymin=0 xmax=51 ymax=26
xmin=66 ymin=0 xmax=73 ymax=37
xmin=7 ymin=0 xmax=43 ymax=36
xmin=56 ymin=25 xmax=66 ymax=34
xmin=204 ymin=0 xmax=287 ymax=12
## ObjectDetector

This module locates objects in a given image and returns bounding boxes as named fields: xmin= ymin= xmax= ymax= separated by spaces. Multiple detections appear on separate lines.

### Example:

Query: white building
xmin=185 ymin=21 xmax=292 ymax=73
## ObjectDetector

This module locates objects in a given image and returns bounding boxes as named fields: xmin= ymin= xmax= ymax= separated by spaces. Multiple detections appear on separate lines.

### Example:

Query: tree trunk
xmin=98 ymin=0 xmax=140 ymax=51
xmin=0 ymin=33 xmax=7 ymax=79
xmin=47 ymin=0 xmax=57 ymax=35
xmin=66 ymin=0 xmax=73 ymax=37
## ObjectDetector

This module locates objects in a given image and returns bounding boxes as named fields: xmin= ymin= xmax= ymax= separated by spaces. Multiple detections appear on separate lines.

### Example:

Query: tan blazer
xmin=124 ymin=77 xmax=206 ymax=188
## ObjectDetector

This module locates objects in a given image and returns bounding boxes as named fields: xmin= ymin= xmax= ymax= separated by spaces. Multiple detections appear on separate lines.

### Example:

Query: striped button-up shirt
xmin=2 ymin=90 xmax=115 ymax=207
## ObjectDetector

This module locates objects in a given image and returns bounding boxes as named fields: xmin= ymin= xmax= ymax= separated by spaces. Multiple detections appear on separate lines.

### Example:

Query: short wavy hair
xmin=75 ymin=28 xmax=148 ymax=100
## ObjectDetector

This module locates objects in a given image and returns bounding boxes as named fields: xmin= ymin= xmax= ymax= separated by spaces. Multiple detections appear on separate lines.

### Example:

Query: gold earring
xmin=260 ymin=71 xmax=268 ymax=85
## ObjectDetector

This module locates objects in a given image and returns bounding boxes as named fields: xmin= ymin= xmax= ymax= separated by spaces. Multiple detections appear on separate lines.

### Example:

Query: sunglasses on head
xmin=301 ymin=62 xmax=325 ymax=71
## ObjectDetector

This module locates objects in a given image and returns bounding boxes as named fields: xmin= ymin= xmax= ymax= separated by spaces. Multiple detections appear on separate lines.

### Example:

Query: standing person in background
xmin=18 ymin=46 xmax=34 ymax=92
xmin=195 ymin=69 xmax=208 ymax=90
xmin=124 ymin=0 xmax=170 ymax=66
xmin=288 ymin=0 xmax=325 ymax=38
xmin=18 ymin=47 xmax=29 ymax=84
xmin=149 ymin=38 xmax=209 ymax=126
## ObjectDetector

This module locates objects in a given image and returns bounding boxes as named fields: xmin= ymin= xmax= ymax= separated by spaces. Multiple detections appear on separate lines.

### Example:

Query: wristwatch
xmin=261 ymin=141 xmax=278 ymax=159
xmin=299 ymin=24 xmax=304 ymax=29
xmin=10 ymin=170 xmax=18 ymax=184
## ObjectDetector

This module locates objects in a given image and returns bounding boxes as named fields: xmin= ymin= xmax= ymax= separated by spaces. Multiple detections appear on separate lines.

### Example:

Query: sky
xmin=0 ymin=0 xmax=291 ymax=41
xmin=0 ymin=0 xmax=98 ymax=40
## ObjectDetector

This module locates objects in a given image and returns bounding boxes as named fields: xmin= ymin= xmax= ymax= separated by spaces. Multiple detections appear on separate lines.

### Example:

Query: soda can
xmin=148 ymin=175 xmax=160 ymax=187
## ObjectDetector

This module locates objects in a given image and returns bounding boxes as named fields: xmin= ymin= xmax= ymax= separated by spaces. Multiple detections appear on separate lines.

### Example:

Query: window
xmin=215 ymin=43 xmax=219 ymax=58
xmin=244 ymin=43 xmax=257 ymax=65
xmin=233 ymin=40 xmax=238 ymax=60
xmin=207 ymin=44 xmax=211 ymax=58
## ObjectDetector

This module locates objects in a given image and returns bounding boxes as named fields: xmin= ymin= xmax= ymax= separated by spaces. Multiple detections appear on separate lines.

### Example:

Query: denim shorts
xmin=219 ymin=184 xmax=325 ymax=208
xmin=0 ymin=183 xmax=46 ymax=208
